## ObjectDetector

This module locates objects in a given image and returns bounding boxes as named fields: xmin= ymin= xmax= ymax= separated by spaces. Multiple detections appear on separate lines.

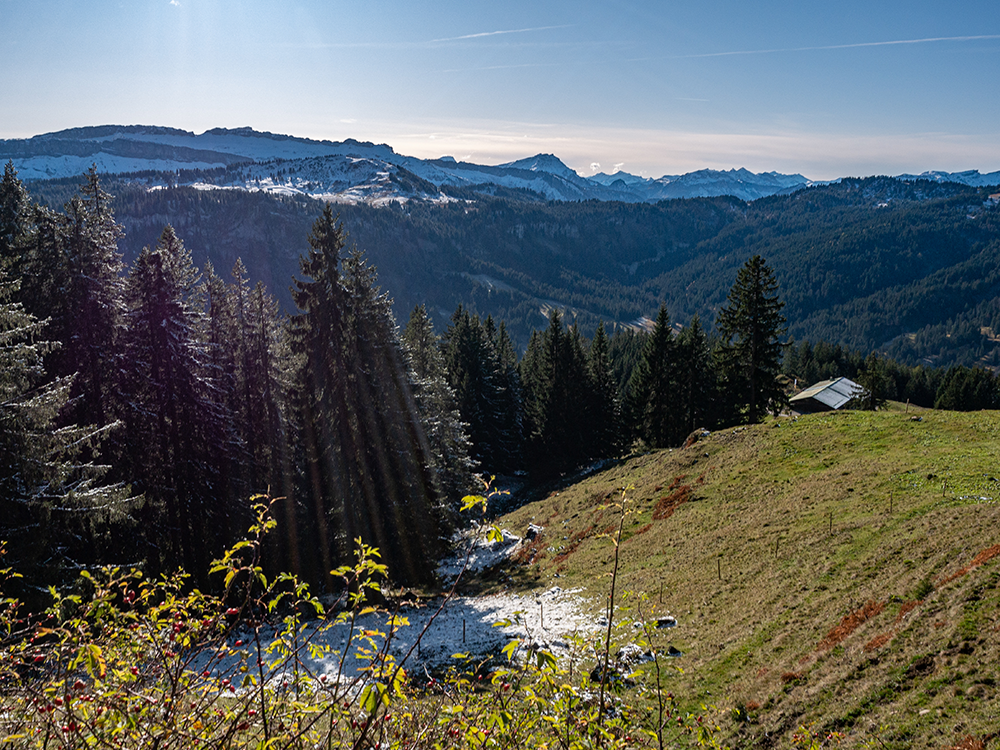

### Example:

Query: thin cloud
xmin=663 ymin=34 xmax=1000 ymax=60
xmin=430 ymin=25 xmax=572 ymax=43
xmin=434 ymin=62 xmax=562 ymax=74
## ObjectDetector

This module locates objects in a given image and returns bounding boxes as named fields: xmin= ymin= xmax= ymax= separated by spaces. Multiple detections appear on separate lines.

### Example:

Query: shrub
xmin=1 ymin=495 xmax=723 ymax=749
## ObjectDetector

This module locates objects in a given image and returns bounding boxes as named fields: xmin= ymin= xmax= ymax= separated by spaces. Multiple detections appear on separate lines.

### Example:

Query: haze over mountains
xmin=4 ymin=125 xmax=999 ymax=204
xmin=5 ymin=124 xmax=1000 ymax=372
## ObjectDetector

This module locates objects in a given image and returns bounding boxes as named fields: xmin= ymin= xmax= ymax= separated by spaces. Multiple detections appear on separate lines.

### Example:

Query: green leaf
xmin=535 ymin=650 xmax=557 ymax=671
xmin=361 ymin=682 xmax=388 ymax=713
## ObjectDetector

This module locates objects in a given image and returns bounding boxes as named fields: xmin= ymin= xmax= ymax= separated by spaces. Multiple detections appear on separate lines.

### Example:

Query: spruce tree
xmin=0 ymin=161 xmax=31 ymax=272
xmin=716 ymin=255 xmax=787 ymax=423
xmin=934 ymin=366 xmax=1000 ymax=411
xmin=852 ymin=353 xmax=891 ymax=411
xmin=628 ymin=305 xmax=681 ymax=448
xmin=200 ymin=260 xmax=247 ymax=535
xmin=587 ymin=321 xmax=624 ymax=457
xmin=119 ymin=226 xmax=229 ymax=580
xmin=675 ymin=315 xmax=716 ymax=434
xmin=290 ymin=206 xmax=443 ymax=587
xmin=48 ymin=169 xmax=127 ymax=429
xmin=520 ymin=310 xmax=594 ymax=475
xmin=0 ymin=269 xmax=131 ymax=594
xmin=490 ymin=321 xmax=524 ymax=472
xmin=441 ymin=306 xmax=507 ymax=471
xmin=402 ymin=304 xmax=477 ymax=516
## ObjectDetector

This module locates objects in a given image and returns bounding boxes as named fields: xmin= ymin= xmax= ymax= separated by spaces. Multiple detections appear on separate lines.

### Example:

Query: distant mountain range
xmin=6 ymin=126 xmax=1000 ymax=371
xmin=4 ymin=125 xmax=998 ymax=204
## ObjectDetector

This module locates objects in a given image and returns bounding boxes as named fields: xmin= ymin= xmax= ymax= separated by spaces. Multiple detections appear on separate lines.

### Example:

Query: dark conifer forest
xmin=2 ymin=162 xmax=999 ymax=597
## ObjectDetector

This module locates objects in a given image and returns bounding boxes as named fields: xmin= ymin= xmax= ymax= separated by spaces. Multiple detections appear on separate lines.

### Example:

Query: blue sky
xmin=2 ymin=0 xmax=999 ymax=179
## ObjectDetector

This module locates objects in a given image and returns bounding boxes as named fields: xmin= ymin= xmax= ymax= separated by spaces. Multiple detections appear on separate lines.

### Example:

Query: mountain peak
xmin=498 ymin=153 xmax=579 ymax=179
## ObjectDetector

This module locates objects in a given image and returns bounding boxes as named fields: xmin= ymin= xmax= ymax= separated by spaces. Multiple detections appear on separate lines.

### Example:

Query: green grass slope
xmin=496 ymin=406 xmax=1000 ymax=749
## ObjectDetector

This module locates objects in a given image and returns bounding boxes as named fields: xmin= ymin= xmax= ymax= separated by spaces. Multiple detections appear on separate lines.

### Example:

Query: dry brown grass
xmin=652 ymin=475 xmax=692 ymax=520
xmin=511 ymin=534 xmax=547 ymax=565
xmin=894 ymin=599 xmax=922 ymax=625
xmin=943 ymin=737 xmax=987 ymax=750
xmin=863 ymin=631 xmax=893 ymax=652
xmin=552 ymin=524 xmax=596 ymax=564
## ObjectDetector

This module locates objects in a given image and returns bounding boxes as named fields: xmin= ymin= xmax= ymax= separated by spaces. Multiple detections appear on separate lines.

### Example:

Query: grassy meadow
xmin=493 ymin=405 xmax=1000 ymax=748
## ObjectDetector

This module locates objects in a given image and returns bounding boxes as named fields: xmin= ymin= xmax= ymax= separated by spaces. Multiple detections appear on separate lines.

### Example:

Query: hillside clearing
xmin=489 ymin=406 xmax=1000 ymax=749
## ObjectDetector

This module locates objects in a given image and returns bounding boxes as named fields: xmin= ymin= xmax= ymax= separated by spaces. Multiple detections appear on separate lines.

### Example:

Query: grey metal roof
xmin=789 ymin=377 xmax=862 ymax=411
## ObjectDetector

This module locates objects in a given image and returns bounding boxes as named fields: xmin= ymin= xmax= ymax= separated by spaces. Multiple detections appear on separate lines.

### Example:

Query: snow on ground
xmin=192 ymin=528 xmax=601 ymax=690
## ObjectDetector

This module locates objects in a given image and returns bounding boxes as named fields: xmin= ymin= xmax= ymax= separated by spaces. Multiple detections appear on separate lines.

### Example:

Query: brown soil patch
xmin=894 ymin=600 xmax=922 ymax=625
xmin=939 ymin=544 xmax=1000 ymax=586
xmin=817 ymin=600 xmax=885 ymax=651
xmin=652 ymin=476 xmax=692 ymax=520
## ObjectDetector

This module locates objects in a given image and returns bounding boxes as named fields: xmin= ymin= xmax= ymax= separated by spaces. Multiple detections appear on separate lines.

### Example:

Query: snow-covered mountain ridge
xmin=2 ymin=125 xmax=998 ymax=205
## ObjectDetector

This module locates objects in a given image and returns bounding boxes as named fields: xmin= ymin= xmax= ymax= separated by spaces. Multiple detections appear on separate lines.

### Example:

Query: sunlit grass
xmin=497 ymin=406 xmax=1000 ymax=748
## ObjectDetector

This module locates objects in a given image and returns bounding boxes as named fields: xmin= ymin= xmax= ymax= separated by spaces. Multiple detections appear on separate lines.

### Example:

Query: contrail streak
xmin=430 ymin=25 xmax=572 ymax=43
xmin=667 ymin=34 xmax=1000 ymax=59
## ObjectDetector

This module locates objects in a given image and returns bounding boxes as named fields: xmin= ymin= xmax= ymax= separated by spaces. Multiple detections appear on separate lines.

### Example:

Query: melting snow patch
xmin=190 ymin=585 xmax=598 ymax=691
xmin=436 ymin=527 xmax=522 ymax=581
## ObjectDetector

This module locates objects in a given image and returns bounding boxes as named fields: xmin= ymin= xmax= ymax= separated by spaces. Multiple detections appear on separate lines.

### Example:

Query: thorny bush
xmin=1 ymin=490 xmax=723 ymax=748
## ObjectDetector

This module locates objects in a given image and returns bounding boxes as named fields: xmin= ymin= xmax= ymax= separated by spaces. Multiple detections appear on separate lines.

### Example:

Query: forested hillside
xmin=27 ymin=172 xmax=1000 ymax=367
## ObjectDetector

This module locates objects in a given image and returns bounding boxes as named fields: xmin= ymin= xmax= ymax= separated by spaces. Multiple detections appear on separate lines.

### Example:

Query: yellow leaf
xmin=85 ymin=644 xmax=107 ymax=679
